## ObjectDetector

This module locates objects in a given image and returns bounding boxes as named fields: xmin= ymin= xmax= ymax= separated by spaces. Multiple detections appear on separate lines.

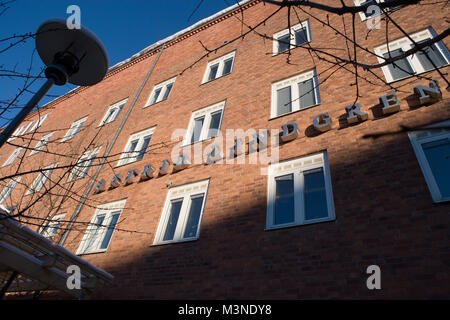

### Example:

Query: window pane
xmin=304 ymin=167 xmax=328 ymax=220
xmin=207 ymin=111 xmax=222 ymax=138
xmin=151 ymin=88 xmax=162 ymax=104
xmin=208 ymin=64 xmax=219 ymax=81
xmin=278 ymin=34 xmax=290 ymax=53
xmin=113 ymin=104 xmax=124 ymax=121
xmin=162 ymin=83 xmax=173 ymax=101
xmin=416 ymin=41 xmax=447 ymax=71
xmin=223 ymin=58 xmax=233 ymax=75
xmin=163 ymin=199 xmax=183 ymax=241
xmin=422 ymin=138 xmax=450 ymax=198
xmin=100 ymin=212 xmax=120 ymax=249
xmin=126 ymin=139 xmax=138 ymax=162
xmin=299 ymin=78 xmax=316 ymax=109
xmin=183 ymin=194 xmax=205 ymax=239
xmin=277 ymin=86 xmax=292 ymax=116
xmin=274 ymin=174 xmax=295 ymax=225
xmin=295 ymin=27 xmax=308 ymax=46
xmin=84 ymin=215 xmax=105 ymax=252
xmin=383 ymin=49 xmax=415 ymax=80
xmin=81 ymin=154 xmax=96 ymax=178
xmin=191 ymin=116 xmax=204 ymax=143
xmin=136 ymin=135 xmax=152 ymax=161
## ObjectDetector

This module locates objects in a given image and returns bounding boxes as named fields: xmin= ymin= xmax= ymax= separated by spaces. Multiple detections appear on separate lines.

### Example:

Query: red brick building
xmin=1 ymin=0 xmax=449 ymax=299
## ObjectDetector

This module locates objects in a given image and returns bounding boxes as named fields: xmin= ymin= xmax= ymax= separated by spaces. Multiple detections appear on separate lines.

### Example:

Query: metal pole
xmin=0 ymin=78 xmax=55 ymax=148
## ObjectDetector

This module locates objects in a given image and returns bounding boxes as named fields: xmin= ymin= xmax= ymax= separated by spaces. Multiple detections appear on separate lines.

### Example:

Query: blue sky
xmin=0 ymin=0 xmax=237 ymax=127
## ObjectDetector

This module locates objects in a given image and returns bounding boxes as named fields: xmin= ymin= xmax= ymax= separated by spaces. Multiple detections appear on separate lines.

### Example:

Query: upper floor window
xmin=273 ymin=20 xmax=311 ymax=55
xmin=40 ymin=213 xmax=65 ymax=239
xmin=68 ymin=147 xmax=101 ymax=182
xmin=118 ymin=127 xmax=156 ymax=166
xmin=408 ymin=120 xmax=450 ymax=203
xmin=29 ymin=132 xmax=54 ymax=156
xmin=266 ymin=152 xmax=335 ymax=230
xmin=77 ymin=199 xmax=126 ymax=254
xmin=7 ymin=120 xmax=35 ymax=142
xmin=99 ymin=99 xmax=127 ymax=126
xmin=61 ymin=117 xmax=87 ymax=142
xmin=271 ymin=69 xmax=320 ymax=118
xmin=145 ymin=77 xmax=176 ymax=107
xmin=2 ymin=147 xmax=23 ymax=167
xmin=154 ymin=179 xmax=209 ymax=245
xmin=0 ymin=177 xmax=21 ymax=205
xmin=26 ymin=163 xmax=57 ymax=195
xmin=374 ymin=28 xmax=450 ymax=83
xmin=184 ymin=101 xmax=225 ymax=145
xmin=202 ymin=51 xmax=235 ymax=83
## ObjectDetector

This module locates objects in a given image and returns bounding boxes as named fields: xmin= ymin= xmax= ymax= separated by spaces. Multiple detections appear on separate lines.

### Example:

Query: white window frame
xmin=201 ymin=51 xmax=236 ymax=83
xmin=270 ymin=69 xmax=320 ymax=118
xmin=117 ymin=126 xmax=156 ymax=166
xmin=374 ymin=28 xmax=450 ymax=83
xmin=145 ymin=77 xmax=176 ymax=107
xmin=61 ymin=117 xmax=87 ymax=142
xmin=0 ymin=177 xmax=21 ymax=205
xmin=408 ymin=120 xmax=450 ymax=203
xmin=26 ymin=163 xmax=58 ymax=195
xmin=68 ymin=147 xmax=101 ymax=182
xmin=40 ymin=213 xmax=65 ymax=239
xmin=29 ymin=132 xmax=54 ymax=156
xmin=273 ymin=20 xmax=311 ymax=55
xmin=183 ymin=101 xmax=225 ymax=146
xmin=99 ymin=99 xmax=127 ymax=126
xmin=28 ymin=113 xmax=50 ymax=133
xmin=2 ymin=147 xmax=23 ymax=167
xmin=266 ymin=151 xmax=335 ymax=230
xmin=77 ymin=199 xmax=126 ymax=254
xmin=153 ymin=179 xmax=210 ymax=245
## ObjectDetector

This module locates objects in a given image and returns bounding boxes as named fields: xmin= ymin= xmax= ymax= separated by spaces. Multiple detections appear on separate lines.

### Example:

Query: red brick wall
xmin=2 ymin=0 xmax=449 ymax=299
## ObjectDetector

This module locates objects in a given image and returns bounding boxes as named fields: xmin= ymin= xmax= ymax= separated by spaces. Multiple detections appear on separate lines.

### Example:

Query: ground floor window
xmin=154 ymin=179 xmax=210 ymax=245
xmin=266 ymin=151 xmax=335 ymax=229
xmin=408 ymin=120 xmax=450 ymax=202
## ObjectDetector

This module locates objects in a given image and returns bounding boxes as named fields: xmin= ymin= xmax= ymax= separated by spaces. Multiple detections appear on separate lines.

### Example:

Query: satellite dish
xmin=36 ymin=18 xmax=109 ymax=86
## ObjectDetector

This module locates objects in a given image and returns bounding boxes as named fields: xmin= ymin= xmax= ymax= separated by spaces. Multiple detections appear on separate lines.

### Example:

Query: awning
xmin=0 ymin=209 xmax=113 ymax=299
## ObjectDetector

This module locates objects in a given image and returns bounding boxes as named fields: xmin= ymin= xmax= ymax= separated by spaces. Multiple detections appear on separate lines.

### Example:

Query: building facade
xmin=1 ymin=0 xmax=449 ymax=299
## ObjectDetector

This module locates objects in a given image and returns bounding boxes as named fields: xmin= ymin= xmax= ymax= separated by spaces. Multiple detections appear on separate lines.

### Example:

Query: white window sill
xmin=265 ymin=216 xmax=335 ymax=231
xmin=152 ymin=237 xmax=199 ymax=247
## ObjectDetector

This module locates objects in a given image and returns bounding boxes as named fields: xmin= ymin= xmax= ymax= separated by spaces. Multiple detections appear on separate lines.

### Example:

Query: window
xmin=408 ymin=120 xmax=450 ymax=203
xmin=118 ymin=127 xmax=156 ymax=166
xmin=0 ymin=177 xmax=21 ymax=204
xmin=202 ymin=51 xmax=235 ymax=83
xmin=99 ymin=99 xmax=127 ymax=126
xmin=26 ymin=163 xmax=57 ymax=195
xmin=374 ymin=28 xmax=450 ymax=83
xmin=273 ymin=20 xmax=311 ymax=55
xmin=184 ymin=101 xmax=225 ymax=145
xmin=145 ymin=77 xmax=176 ymax=106
xmin=77 ymin=199 xmax=126 ymax=254
xmin=7 ymin=120 xmax=35 ymax=142
xmin=154 ymin=180 xmax=209 ymax=245
xmin=68 ymin=147 xmax=101 ymax=182
xmin=29 ymin=132 xmax=54 ymax=156
xmin=2 ymin=147 xmax=23 ymax=167
xmin=271 ymin=70 xmax=320 ymax=118
xmin=266 ymin=152 xmax=335 ymax=230
xmin=40 ymin=213 xmax=65 ymax=239
xmin=61 ymin=117 xmax=87 ymax=142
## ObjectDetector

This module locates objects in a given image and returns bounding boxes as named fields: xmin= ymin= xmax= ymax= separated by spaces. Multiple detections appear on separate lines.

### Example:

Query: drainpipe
xmin=59 ymin=43 xmax=166 ymax=246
